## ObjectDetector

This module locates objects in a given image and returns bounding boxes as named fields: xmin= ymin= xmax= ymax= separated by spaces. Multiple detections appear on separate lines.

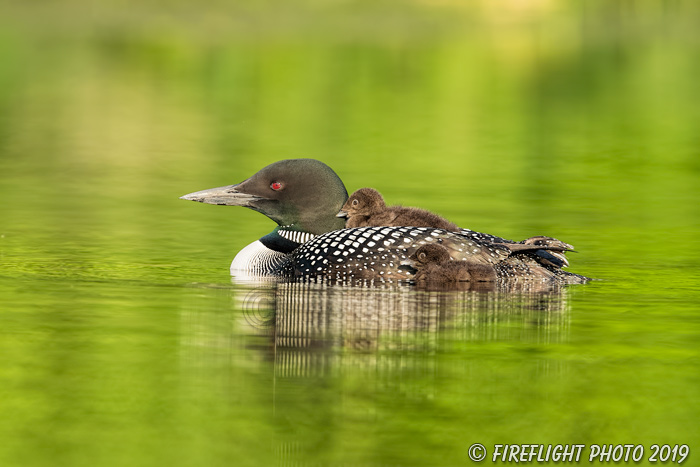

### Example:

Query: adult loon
xmin=180 ymin=159 xmax=589 ymax=284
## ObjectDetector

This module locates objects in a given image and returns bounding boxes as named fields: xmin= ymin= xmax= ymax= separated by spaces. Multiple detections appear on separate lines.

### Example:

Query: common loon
xmin=337 ymin=187 xmax=460 ymax=231
xmin=405 ymin=244 xmax=498 ymax=284
xmin=180 ymin=159 xmax=589 ymax=284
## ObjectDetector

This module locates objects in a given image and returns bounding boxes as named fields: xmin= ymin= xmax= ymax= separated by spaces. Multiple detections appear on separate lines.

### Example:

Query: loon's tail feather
xmin=458 ymin=230 xmax=575 ymax=269
xmin=534 ymin=250 xmax=569 ymax=269
xmin=520 ymin=235 xmax=574 ymax=251
xmin=520 ymin=236 xmax=575 ymax=269
xmin=489 ymin=237 xmax=574 ymax=269
xmin=498 ymin=242 xmax=570 ymax=253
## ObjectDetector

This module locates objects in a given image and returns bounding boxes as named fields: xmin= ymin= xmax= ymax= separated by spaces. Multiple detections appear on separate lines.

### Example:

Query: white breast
xmin=230 ymin=240 xmax=289 ymax=276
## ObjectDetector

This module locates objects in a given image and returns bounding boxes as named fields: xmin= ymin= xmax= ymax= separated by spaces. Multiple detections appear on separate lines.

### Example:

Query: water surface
xmin=1 ymin=2 xmax=698 ymax=466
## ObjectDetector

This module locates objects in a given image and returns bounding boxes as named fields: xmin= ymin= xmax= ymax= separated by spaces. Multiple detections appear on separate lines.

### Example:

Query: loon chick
xmin=337 ymin=188 xmax=459 ymax=231
xmin=406 ymin=244 xmax=497 ymax=284
xmin=180 ymin=158 xmax=588 ymax=284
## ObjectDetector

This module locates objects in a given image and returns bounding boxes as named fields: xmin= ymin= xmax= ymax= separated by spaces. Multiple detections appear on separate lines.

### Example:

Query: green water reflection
xmin=1 ymin=2 xmax=698 ymax=466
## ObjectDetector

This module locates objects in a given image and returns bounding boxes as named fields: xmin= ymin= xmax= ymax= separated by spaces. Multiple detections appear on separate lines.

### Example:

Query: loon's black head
xmin=180 ymin=159 xmax=349 ymax=235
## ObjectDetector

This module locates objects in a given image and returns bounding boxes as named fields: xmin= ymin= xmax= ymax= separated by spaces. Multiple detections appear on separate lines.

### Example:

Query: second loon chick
xmin=337 ymin=188 xmax=460 ymax=231
xmin=407 ymin=244 xmax=497 ymax=284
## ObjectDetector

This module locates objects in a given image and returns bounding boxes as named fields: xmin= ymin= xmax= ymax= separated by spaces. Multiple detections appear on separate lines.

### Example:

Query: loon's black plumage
xmin=180 ymin=159 xmax=589 ymax=284
xmin=281 ymin=226 xmax=585 ymax=284
xmin=282 ymin=226 xmax=505 ymax=281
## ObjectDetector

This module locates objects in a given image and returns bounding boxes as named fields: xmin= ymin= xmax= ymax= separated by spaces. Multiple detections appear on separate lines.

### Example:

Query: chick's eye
xmin=352 ymin=199 xmax=359 ymax=206
xmin=270 ymin=182 xmax=283 ymax=191
xmin=418 ymin=253 xmax=426 ymax=262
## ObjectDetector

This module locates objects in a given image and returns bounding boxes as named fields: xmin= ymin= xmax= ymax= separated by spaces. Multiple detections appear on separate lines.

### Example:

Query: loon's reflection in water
xmin=237 ymin=279 xmax=572 ymax=354
xmin=181 ymin=279 xmax=574 ymax=466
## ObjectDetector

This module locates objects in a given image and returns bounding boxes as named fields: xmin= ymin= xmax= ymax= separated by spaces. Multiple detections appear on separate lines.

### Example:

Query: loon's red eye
xmin=271 ymin=182 xmax=283 ymax=191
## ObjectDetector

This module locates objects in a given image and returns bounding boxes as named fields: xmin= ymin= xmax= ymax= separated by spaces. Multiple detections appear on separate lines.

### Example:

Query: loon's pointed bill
xmin=179 ymin=185 xmax=263 ymax=206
